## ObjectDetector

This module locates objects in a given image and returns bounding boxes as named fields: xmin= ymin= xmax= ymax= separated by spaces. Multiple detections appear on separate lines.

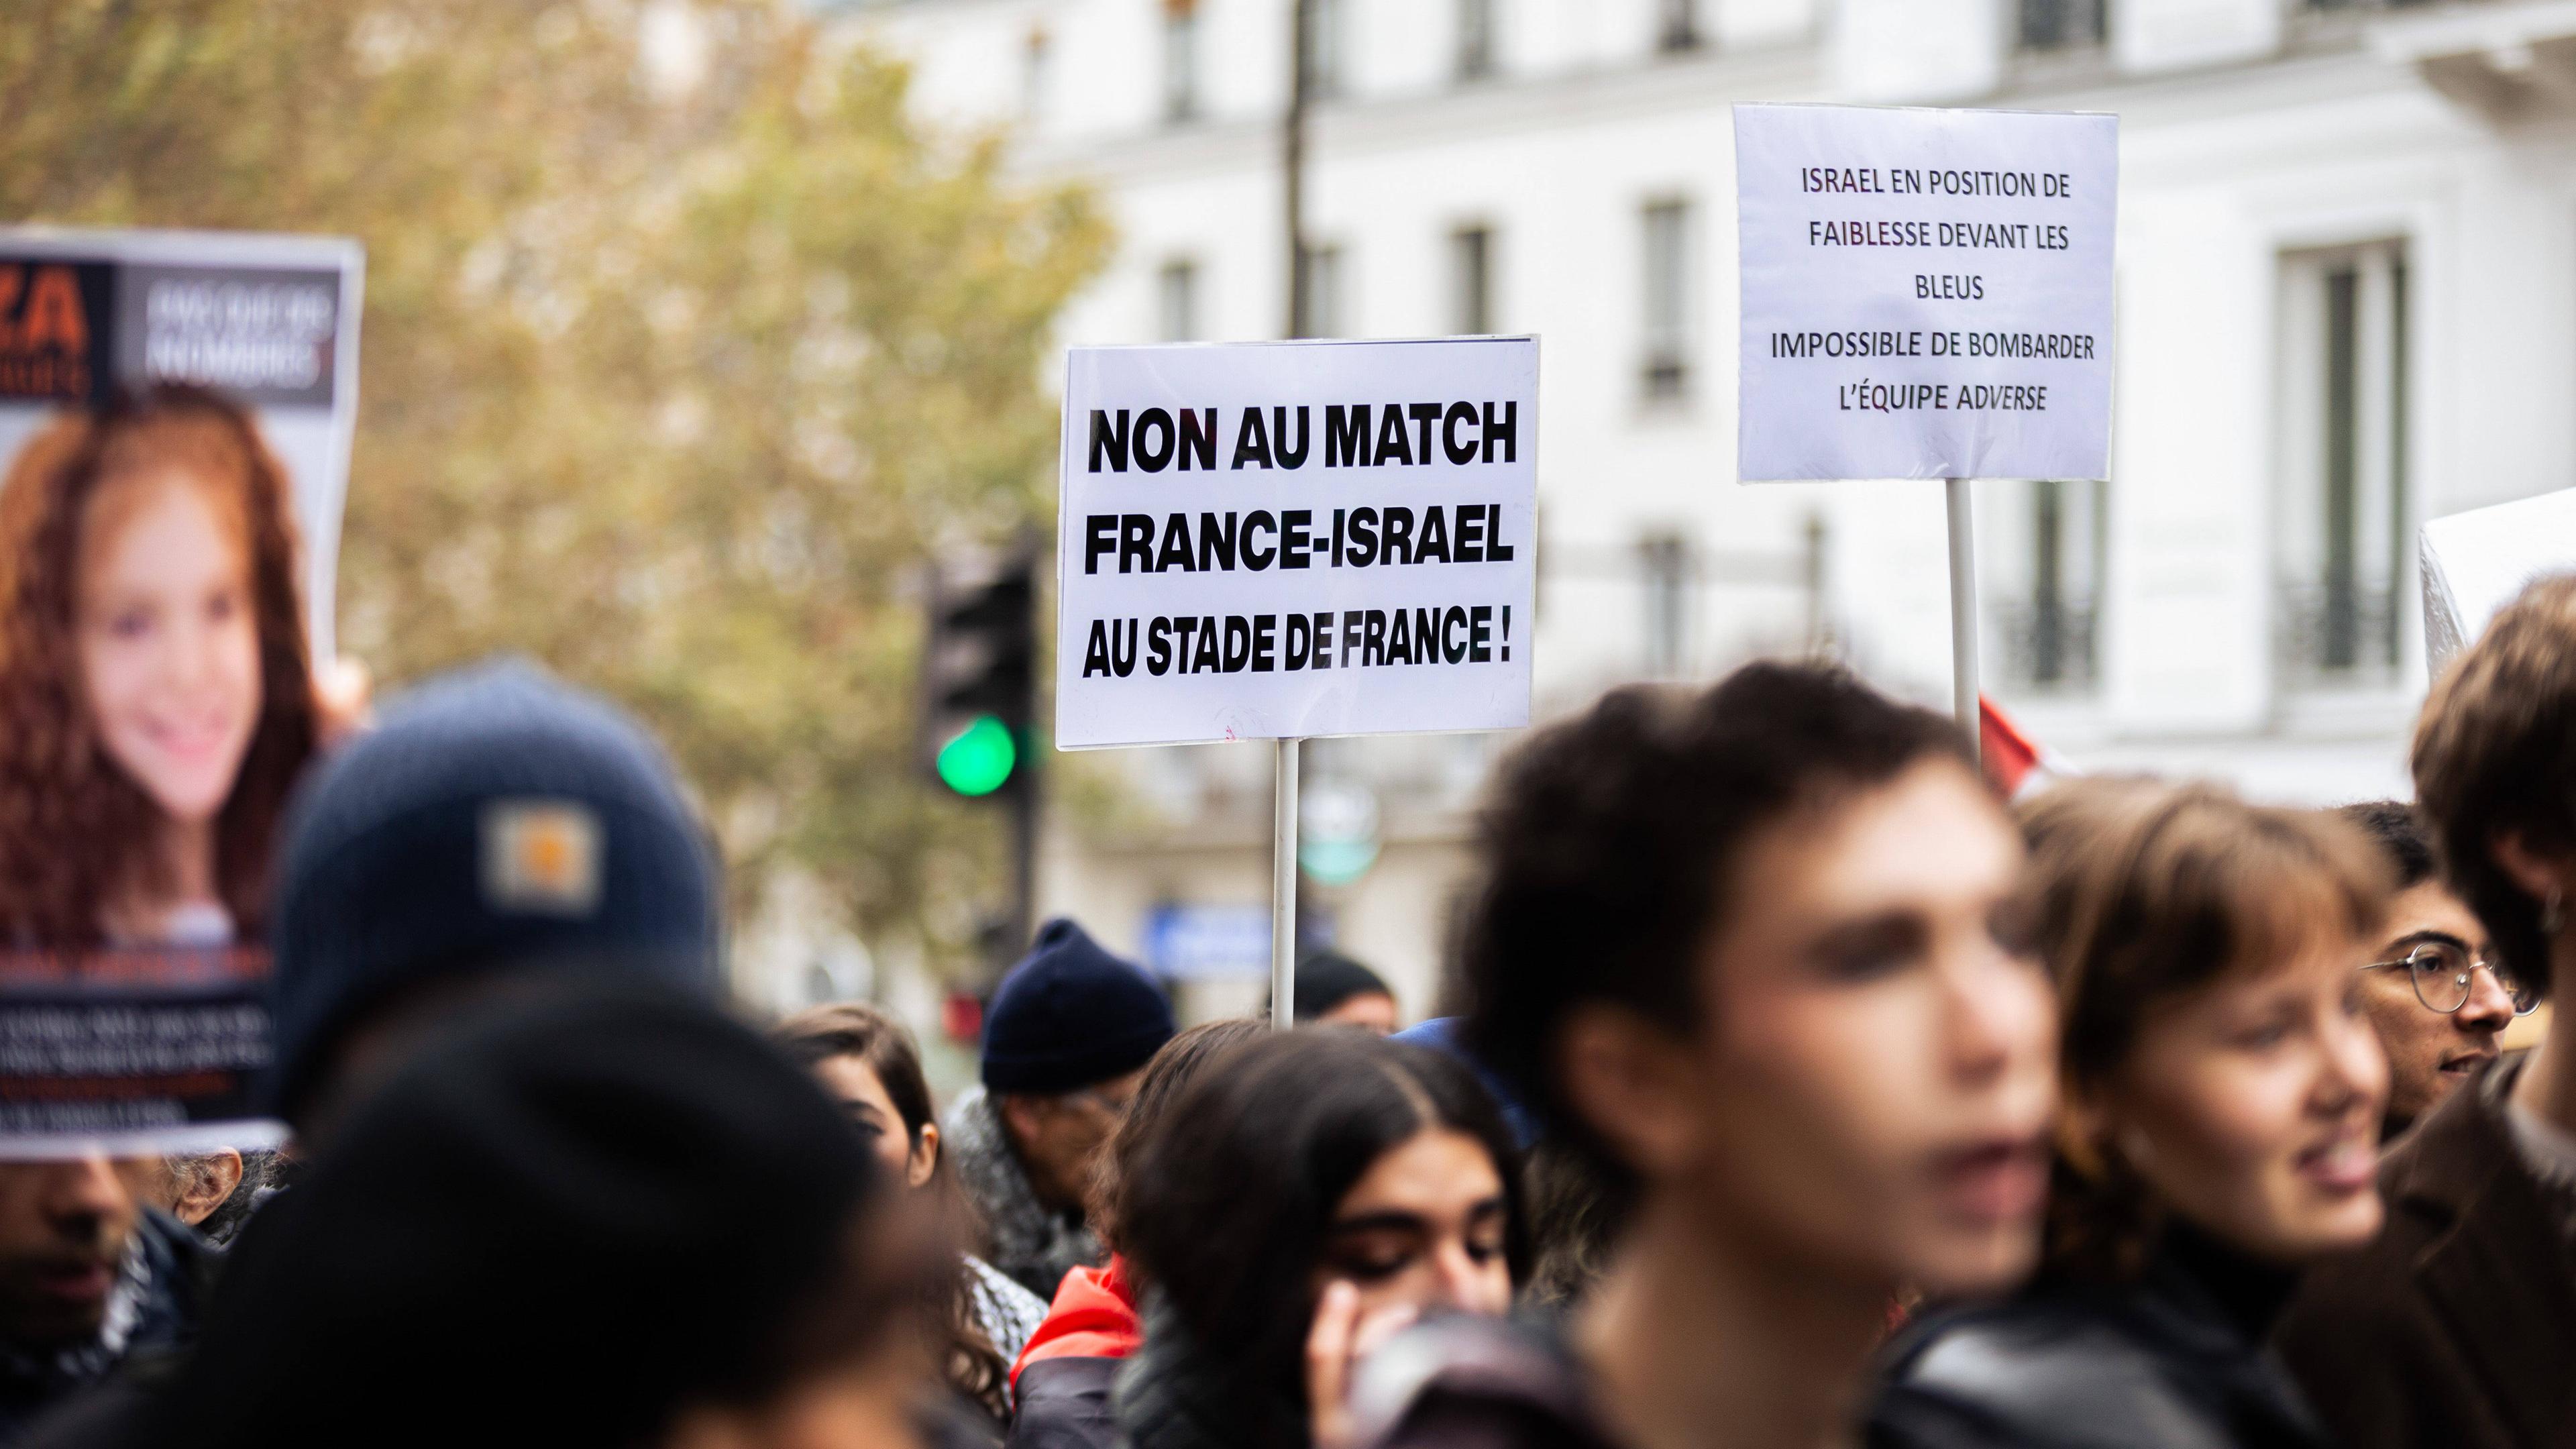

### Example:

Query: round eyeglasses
xmin=2362 ymin=941 xmax=2540 ymax=1016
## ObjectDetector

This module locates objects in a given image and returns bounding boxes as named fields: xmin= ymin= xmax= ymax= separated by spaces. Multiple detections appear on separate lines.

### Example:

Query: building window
xmin=2277 ymin=241 xmax=2410 ymax=685
xmin=1300 ymin=0 xmax=1346 ymax=100
xmin=1294 ymin=242 xmax=1344 ymax=338
xmin=1639 ymin=532 xmax=1693 ymax=677
xmin=1158 ymin=258 xmax=1200 ymax=341
xmin=1449 ymin=225 xmax=1493 ymax=335
xmin=1992 ymin=479 xmax=2106 ymax=692
xmin=2017 ymin=0 xmax=2105 ymax=50
xmin=1656 ymin=0 xmax=1700 ymax=54
xmin=1640 ymin=199 xmax=1692 ymax=402
xmin=1456 ymin=0 xmax=1498 ymax=80
xmin=1162 ymin=1 xmax=1201 ymax=122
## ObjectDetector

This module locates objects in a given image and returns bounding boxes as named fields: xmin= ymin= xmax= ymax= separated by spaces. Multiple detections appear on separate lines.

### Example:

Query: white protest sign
xmin=1735 ymin=104 xmax=2116 ymax=482
xmin=1056 ymin=338 xmax=1537 ymax=749
xmin=2421 ymin=488 xmax=2576 ymax=670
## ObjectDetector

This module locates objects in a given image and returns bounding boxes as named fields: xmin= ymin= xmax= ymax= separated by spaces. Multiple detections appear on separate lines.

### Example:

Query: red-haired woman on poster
xmin=0 ymin=384 xmax=326 ymax=949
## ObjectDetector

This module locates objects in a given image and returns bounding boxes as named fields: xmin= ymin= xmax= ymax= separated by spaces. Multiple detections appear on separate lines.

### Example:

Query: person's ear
xmin=1555 ymin=1004 xmax=1704 ymax=1179
xmin=170 ymin=1150 xmax=244 ymax=1226
xmin=908 ymin=1122 xmax=940 ymax=1190
xmin=2489 ymin=830 xmax=2574 ymax=904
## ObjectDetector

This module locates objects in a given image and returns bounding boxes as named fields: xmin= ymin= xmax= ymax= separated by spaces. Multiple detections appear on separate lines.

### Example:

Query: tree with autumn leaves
xmin=0 ymin=0 xmax=1110 ymax=980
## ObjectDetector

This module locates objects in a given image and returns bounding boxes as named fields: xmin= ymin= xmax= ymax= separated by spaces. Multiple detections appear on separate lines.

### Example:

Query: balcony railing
xmin=2275 ymin=581 xmax=2402 ymax=688
xmin=1991 ymin=596 xmax=2099 ymax=693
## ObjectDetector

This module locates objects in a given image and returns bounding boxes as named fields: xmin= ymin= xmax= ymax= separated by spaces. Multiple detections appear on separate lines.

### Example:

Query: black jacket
xmin=1868 ymin=1230 xmax=2332 ymax=1449
xmin=2273 ymin=1052 xmax=2576 ymax=1449
xmin=0 ymin=1210 xmax=216 ymax=1447
xmin=1009 ymin=1356 xmax=1119 ymax=1449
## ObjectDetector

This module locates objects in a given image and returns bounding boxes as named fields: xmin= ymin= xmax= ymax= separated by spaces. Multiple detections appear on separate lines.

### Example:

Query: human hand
xmin=1306 ymin=1281 xmax=1421 ymax=1449
xmin=313 ymin=655 xmax=372 ymax=747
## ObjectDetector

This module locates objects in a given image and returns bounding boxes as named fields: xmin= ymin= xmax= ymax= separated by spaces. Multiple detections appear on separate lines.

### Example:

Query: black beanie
xmin=1292 ymin=950 xmax=1395 ymax=1021
xmin=138 ymin=988 xmax=880 ymax=1449
xmin=981 ymin=918 xmax=1175 ymax=1094
xmin=262 ymin=657 xmax=722 ymax=1124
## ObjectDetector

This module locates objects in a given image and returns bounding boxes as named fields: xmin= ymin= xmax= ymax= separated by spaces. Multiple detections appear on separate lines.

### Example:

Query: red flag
xmin=1980 ymin=694 xmax=2063 ymax=800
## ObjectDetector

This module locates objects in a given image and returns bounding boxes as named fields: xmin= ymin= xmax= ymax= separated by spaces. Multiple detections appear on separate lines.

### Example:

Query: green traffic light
xmin=936 ymin=714 xmax=1018 ymax=796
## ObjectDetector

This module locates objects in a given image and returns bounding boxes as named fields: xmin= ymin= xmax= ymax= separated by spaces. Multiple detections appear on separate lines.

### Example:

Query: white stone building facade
xmin=834 ymin=0 xmax=2576 ymax=1018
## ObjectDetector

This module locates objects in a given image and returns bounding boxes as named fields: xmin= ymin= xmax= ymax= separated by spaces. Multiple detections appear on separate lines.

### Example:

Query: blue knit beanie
xmin=260 ymin=658 xmax=722 ymax=1124
xmin=981 ymin=918 xmax=1175 ymax=1095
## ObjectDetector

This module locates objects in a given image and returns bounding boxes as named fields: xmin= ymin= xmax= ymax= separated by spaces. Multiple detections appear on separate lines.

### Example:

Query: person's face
xmin=0 ymin=1157 xmax=154 ymax=1346
xmin=1317 ymin=992 xmax=1399 ymax=1036
xmin=1000 ymin=1067 xmax=1146 ymax=1212
xmin=2356 ymin=882 xmax=2514 ymax=1136
xmin=76 ymin=474 xmax=261 ymax=826
xmin=1632 ymin=761 xmax=2057 ymax=1299
xmin=1314 ymin=1126 xmax=1512 ymax=1322
xmin=811 ymin=1055 xmax=936 ymax=1189
xmin=2086 ymin=932 xmax=2389 ymax=1264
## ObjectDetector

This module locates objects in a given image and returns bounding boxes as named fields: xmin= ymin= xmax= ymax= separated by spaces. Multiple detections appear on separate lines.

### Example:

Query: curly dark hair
xmin=1456 ymin=660 xmax=1970 ymax=1206
xmin=2414 ymin=573 xmax=2576 ymax=1002
xmin=0 ymin=384 xmax=318 ymax=943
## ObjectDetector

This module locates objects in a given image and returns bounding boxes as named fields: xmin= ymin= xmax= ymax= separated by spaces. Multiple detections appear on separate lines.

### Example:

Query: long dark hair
xmin=0 ymin=384 xmax=317 ymax=943
xmin=773 ymin=1002 xmax=1012 ymax=1419
xmin=1120 ymin=1030 xmax=1529 ymax=1449
xmin=1091 ymin=1016 xmax=1268 ymax=1254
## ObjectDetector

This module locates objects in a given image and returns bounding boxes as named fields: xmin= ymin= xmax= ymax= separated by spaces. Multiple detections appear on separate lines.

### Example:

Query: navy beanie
xmin=261 ymin=658 xmax=722 ymax=1125
xmin=1291 ymin=950 xmax=1394 ymax=1020
xmin=981 ymin=918 xmax=1175 ymax=1095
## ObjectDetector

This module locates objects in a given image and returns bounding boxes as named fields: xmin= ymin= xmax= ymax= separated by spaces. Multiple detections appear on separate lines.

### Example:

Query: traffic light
xmin=920 ymin=551 xmax=1036 ymax=800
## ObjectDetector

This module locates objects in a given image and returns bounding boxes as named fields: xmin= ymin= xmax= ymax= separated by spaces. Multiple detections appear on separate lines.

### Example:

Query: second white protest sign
xmin=1735 ymin=103 xmax=2117 ymax=483
xmin=1056 ymin=338 xmax=1537 ymax=749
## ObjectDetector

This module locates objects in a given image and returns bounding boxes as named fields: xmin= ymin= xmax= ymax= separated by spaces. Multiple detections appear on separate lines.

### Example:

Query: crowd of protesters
xmin=0 ymin=384 xmax=2571 ymax=1447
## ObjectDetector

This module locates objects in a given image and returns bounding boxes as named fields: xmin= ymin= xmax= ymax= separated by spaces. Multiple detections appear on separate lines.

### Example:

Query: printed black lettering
xmin=1379 ymin=506 xmax=1415 ymax=566
xmin=1085 ymin=515 xmax=1118 ymax=575
xmin=1177 ymin=408 xmax=1217 ymax=472
xmin=1407 ymin=402 xmax=1441 ymax=465
xmin=1275 ymin=406 xmax=1312 ymax=468
xmin=1241 ymin=510 xmax=1278 ymax=570
xmin=1442 ymin=401 xmax=1479 ymax=465
xmin=1197 ymin=512 xmax=1236 ymax=572
xmin=1346 ymin=507 xmax=1379 ymax=568
xmin=1481 ymin=400 xmax=1517 ymax=463
xmin=1133 ymin=408 xmax=1176 ymax=472
xmin=1230 ymin=408 xmax=1274 ymax=470
xmin=1415 ymin=507 xmax=1450 ymax=564
xmin=1325 ymin=404 xmax=1371 ymax=467
xmin=1088 ymin=409 xmax=1130 ymax=472
xmin=1373 ymin=405 xmax=1414 ymax=467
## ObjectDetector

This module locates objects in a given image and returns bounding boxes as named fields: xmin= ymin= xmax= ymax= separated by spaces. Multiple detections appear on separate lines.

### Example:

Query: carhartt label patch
xmin=482 ymin=800 xmax=601 ymax=916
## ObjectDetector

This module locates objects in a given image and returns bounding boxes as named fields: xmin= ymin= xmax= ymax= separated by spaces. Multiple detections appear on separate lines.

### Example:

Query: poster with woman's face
xmin=0 ymin=227 xmax=362 ymax=1157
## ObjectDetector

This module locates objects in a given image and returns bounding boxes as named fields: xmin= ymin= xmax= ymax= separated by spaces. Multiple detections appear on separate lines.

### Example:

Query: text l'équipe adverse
xmin=1055 ymin=338 xmax=1539 ymax=749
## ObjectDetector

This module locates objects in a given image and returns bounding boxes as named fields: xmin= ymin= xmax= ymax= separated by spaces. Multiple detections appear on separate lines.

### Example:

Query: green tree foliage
xmin=0 ymin=0 xmax=1110 ymax=972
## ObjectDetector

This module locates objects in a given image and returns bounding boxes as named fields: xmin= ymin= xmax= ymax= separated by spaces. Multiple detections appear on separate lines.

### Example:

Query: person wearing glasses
xmin=2336 ymin=801 xmax=2532 ymax=1140
xmin=943 ymin=918 xmax=1175 ymax=1301
xmin=2277 ymin=577 xmax=2576 ymax=1449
